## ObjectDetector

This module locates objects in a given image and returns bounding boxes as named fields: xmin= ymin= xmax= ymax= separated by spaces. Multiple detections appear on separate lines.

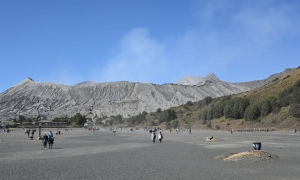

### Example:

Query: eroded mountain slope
xmin=0 ymin=69 xmax=292 ymax=120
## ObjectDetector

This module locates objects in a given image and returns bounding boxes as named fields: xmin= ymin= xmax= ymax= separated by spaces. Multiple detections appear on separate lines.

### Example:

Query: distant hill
xmin=0 ymin=68 xmax=294 ymax=122
xmin=129 ymin=67 xmax=300 ymax=130
xmin=176 ymin=68 xmax=294 ymax=88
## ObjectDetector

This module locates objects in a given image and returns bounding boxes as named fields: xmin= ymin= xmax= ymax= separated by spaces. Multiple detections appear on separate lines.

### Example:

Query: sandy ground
xmin=1 ymin=128 xmax=300 ymax=180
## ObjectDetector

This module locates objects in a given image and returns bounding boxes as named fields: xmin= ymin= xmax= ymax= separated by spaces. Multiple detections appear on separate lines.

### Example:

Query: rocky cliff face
xmin=0 ymin=69 xmax=292 ymax=121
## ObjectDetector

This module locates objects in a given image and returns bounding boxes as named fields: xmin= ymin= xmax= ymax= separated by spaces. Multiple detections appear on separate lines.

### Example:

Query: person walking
xmin=48 ymin=130 xmax=53 ymax=138
xmin=151 ymin=132 xmax=156 ymax=143
xmin=29 ymin=130 xmax=34 ymax=140
xmin=48 ymin=130 xmax=54 ymax=143
xmin=158 ymin=132 xmax=163 ymax=143
xmin=42 ymin=134 xmax=49 ymax=149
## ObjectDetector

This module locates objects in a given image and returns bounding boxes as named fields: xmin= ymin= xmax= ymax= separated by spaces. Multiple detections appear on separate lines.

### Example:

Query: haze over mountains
xmin=0 ymin=68 xmax=293 ymax=121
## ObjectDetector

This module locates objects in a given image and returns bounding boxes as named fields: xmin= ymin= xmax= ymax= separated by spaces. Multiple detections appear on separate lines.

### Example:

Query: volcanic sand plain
xmin=0 ymin=128 xmax=300 ymax=180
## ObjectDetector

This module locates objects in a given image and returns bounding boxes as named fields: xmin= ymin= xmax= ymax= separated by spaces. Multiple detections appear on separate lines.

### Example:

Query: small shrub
xmin=215 ymin=125 xmax=220 ymax=130
xmin=186 ymin=101 xmax=193 ymax=106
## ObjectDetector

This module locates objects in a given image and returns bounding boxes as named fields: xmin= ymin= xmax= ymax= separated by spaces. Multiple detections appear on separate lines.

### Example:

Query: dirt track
xmin=1 ymin=128 xmax=300 ymax=180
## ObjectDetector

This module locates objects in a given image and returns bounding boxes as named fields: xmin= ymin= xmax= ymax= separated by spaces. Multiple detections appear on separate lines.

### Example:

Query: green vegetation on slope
xmin=123 ymin=67 xmax=300 ymax=129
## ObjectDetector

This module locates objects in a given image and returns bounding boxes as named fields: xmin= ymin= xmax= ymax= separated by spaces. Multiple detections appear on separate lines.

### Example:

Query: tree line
xmin=124 ymin=78 xmax=300 ymax=127
xmin=198 ymin=79 xmax=300 ymax=121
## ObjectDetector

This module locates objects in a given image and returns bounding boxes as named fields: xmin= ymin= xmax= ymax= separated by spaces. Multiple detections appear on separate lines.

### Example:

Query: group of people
xmin=25 ymin=129 xmax=35 ymax=139
xmin=151 ymin=131 xmax=163 ymax=143
xmin=56 ymin=130 xmax=61 ymax=135
xmin=42 ymin=130 xmax=54 ymax=149
xmin=4 ymin=129 xmax=12 ymax=133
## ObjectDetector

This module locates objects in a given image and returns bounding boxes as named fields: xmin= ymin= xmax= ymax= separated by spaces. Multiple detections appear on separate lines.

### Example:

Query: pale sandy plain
xmin=0 ymin=128 xmax=300 ymax=180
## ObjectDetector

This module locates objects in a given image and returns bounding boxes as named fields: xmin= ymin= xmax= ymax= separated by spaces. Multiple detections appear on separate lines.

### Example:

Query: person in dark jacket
xmin=42 ymin=134 xmax=48 ymax=149
xmin=151 ymin=132 xmax=156 ymax=143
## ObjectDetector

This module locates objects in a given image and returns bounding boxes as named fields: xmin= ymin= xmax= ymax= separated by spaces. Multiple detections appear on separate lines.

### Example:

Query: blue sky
xmin=1 ymin=0 xmax=300 ymax=93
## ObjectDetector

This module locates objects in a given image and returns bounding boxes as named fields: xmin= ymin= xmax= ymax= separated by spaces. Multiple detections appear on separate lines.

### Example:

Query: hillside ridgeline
xmin=0 ymin=68 xmax=296 ymax=129
xmin=124 ymin=67 xmax=300 ymax=130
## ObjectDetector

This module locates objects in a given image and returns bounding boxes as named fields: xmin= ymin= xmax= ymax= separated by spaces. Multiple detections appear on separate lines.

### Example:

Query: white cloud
xmin=186 ymin=0 xmax=300 ymax=68
xmin=234 ymin=3 xmax=300 ymax=46
xmin=91 ymin=1 xmax=300 ymax=84
xmin=95 ymin=28 xmax=168 ymax=83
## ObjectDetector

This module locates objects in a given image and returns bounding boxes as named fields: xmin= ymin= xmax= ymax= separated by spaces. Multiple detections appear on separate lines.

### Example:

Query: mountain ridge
xmin=0 ymin=68 xmax=294 ymax=121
